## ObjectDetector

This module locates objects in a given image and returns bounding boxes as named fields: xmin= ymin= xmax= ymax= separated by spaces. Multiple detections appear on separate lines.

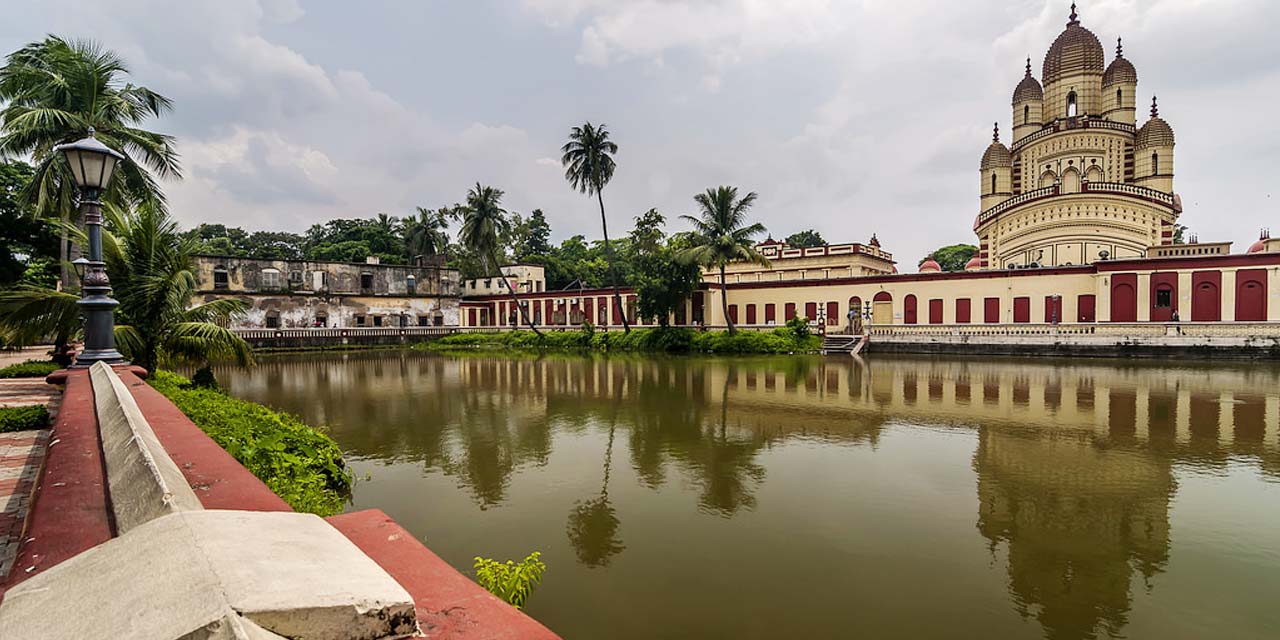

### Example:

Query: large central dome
xmin=1042 ymin=6 xmax=1105 ymax=84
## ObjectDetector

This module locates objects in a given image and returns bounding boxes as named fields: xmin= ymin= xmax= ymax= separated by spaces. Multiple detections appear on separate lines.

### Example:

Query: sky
xmin=3 ymin=0 xmax=1278 ymax=265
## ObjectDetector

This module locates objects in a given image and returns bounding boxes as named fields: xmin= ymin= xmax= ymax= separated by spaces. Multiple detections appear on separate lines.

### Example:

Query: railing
xmin=868 ymin=323 xmax=1280 ymax=339
xmin=1011 ymin=118 xmax=1136 ymax=153
xmin=975 ymin=186 xmax=1058 ymax=227
xmin=234 ymin=326 xmax=455 ymax=339
xmin=976 ymin=180 xmax=1179 ymax=229
xmin=1082 ymin=181 xmax=1178 ymax=209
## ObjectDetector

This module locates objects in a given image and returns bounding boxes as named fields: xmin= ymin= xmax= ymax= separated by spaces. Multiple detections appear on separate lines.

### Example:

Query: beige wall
xmin=976 ymin=193 xmax=1173 ymax=268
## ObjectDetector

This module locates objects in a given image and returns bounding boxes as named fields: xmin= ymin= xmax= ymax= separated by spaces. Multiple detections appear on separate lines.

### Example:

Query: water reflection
xmin=218 ymin=352 xmax=1280 ymax=640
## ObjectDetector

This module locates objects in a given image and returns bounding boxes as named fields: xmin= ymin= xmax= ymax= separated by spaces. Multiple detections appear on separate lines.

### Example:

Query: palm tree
xmin=0 ymin=36 xmax=181 ymax=285
xmin=403 ymin=206 xmax=450 ymax=263
xmin=561 ymin=122 xmax=628 ymax=332
xmin=458 ymin=183 xmax=541 ymax=336
xmin=678 ymin=186 xmax=770 ymax=335
xmin=0 ymin=201 xmax=252 ymax=372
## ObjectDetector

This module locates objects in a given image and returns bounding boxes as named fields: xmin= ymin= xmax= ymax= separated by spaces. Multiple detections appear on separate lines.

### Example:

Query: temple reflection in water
xmin=219 ymin=352 xmax=1280 ymax=640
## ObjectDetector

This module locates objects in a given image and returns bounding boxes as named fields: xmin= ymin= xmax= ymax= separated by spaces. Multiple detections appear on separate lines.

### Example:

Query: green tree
xmin=403 ymin=206 xmax=452 ymax=261
xmin=0 ymin=201 xmax=252 ymax=372
xmin=0 ymin=36 xmax=181 ymax=285
xmin=628 ymin=210 xmax=701 ymax=326
xmin=513 ymin=208 xmax=552 ymax=261
xmin=458 ymin=183 xmax=541 ymax=336
xmin=678 ymin=187 xmax=770 ymax=334
xmin=784 ymin=229 xmax=826 ymax=248
xmin=0 ymin=161 xmax=58 ymax=287
xmin=921 ymin=243 xmax=978 ymax=272
xmin=561 ymin=122 xmax=629 ymax=331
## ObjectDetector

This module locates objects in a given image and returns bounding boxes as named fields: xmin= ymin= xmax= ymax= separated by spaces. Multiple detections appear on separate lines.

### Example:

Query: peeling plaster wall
xmin=210 ymin=295 xmax=461 ymax=329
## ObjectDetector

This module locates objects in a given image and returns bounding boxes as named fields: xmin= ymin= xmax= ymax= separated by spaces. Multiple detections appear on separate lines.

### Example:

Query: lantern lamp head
xmin=55 ymin=128 xmax=125 ymax=192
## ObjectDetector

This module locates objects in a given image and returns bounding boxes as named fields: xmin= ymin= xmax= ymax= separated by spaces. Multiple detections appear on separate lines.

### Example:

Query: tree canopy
xmin=784 ymin=229 xmax=826 ymax=248
xmin=920 ymin=244 xmax=978 ymax=272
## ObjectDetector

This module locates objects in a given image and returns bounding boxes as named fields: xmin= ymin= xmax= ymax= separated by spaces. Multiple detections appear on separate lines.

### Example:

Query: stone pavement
xmin=0 ymin=377 xmax=61 ymax=580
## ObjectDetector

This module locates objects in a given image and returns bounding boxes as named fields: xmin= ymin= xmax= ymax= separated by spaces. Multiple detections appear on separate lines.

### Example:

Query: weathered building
xmin=195 ymin=255 xmax=460 ymax=329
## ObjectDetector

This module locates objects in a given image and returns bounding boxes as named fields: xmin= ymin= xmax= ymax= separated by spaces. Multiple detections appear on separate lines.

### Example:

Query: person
xmin=1171 ymin=309 xmax=1180 ymax=322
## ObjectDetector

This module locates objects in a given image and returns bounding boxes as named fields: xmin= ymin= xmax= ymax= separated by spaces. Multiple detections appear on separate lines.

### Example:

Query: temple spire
xmin=1068 ymin=2 xmax=1079 ymax=25
xmin=1025 ymin=57 xmax=1032 ymax=76
xmin=1116 ymin=37 xmax=1123 ymax=57
xmin=993 ymin=122 xmax=1000 ymax=143
xmin=1150 ymin=95 xmax=1159 ymax=118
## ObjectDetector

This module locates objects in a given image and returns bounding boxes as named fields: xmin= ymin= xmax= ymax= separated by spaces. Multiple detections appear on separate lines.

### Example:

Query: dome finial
xmin=1116 ymin=37 xmax=1123 ymax=57
xmin=1069 ymin=2 xmax=1079 ymax=25
xmin=1150 ymin=95 xmax=1158 ymax=118
xmin=992 ymin=121 xmax=999 ymax=142
xmin=1025 ymin=57 xmax=1032 ymax=76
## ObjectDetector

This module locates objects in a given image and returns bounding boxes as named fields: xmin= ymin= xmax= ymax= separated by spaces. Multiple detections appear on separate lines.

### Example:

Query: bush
xmin=149 ymin=370 xmax=352 ymax=516
xmin=0 ymin=360 xmax=60 ymax=379
xmin=0 ymin=405 xmax=50 ymax=433
xmin=474 ymin=551 xmax=547 ymax=610
xmin=424 ymin=325 xmax=820 ymax=355
xmin=785 ymin=316 xmax=812 ymax=341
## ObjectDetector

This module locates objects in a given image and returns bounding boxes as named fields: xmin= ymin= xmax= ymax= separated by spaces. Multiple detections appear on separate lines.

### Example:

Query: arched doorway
xmin=872 ymin=291 xmax=892 ymax=325
xmin=1111 ymin=274 xmax=1137 ymax=322
xmin=849 ymin=296 xmax=863 ymax=333
xmin=1236 ymin=270 xmax=1268 ymax=321
xmin=903 ymin=294 xmax=918 ymax=325
xmin=1191 ymin=272 xmax=1221 ymax=321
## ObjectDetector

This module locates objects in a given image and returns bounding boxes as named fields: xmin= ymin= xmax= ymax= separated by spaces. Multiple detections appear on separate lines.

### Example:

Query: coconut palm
xmin=678 ymin=186 xmax=770 ymax=335
xmin=561 ymin=122 xmax=629 ymax=331
xmin=0 ymin=201 xmax=251 ymax=372
xmin=403 ymin=206 xmax=451 ymax=262
xmin=458 ymin=183 xmax=541 ymax=336
xmin=0 ymin=36 xmax=180 ymax=285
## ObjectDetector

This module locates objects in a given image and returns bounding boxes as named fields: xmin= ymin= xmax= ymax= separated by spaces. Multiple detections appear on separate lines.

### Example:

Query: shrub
xmin=785 ymin=316 xmax=812 ymax=341
xmin=424 ymin=325 xmax=819 ymax=355
xmin=149 ymin=370 xmax=352 ymax=516
xmin=190 ymin=366 xmax=219 ymax=389
xmin=0 ymin=360 xmax=60 ymax=379
xmin=474 ymin=551 xmax=547 ymax=609
xmin=0 ymin=405 xmax=50 ymax=433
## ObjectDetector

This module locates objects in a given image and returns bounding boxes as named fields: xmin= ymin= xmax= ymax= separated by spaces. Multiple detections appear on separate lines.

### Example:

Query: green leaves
xmin=473 ymin=551 xmax=547 ymax=610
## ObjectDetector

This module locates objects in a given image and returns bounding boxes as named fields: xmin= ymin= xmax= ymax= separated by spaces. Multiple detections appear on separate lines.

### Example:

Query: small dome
xmin=980 ymin=123 xmax=1012 ymax=170
xmin=1012 ymin=58 xmax=1043 ymax=104
xmin=1103 ymin=38 xmax=1137 ymax=86
xmin=1043 ymin=4 xmax=1105 ymax=85
xmin=919 ymin=257 xmax=942 ymax=273
xmin=964 ymin=256 xmax=982 ymax=271
xmin=1248 ymin=230 xmax=1271 ymax=253
xmin=1136 ymin=97 xmax=1175 ymax=148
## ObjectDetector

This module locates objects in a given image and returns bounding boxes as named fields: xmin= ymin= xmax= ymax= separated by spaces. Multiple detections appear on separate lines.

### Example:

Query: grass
xmin=0 ymin=405 xmax=50 ymax=433
xmin=149 ymin=370 xmax=352 ymax=516
xmin=422 ymin=325 xmax=821 ymax=355
xmin=0 ymin=360 xmax=60 ymax=379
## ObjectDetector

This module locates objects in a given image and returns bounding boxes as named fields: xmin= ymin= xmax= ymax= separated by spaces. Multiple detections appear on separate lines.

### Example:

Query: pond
xmin=217 ymin=351 xmax=1280 ymax=640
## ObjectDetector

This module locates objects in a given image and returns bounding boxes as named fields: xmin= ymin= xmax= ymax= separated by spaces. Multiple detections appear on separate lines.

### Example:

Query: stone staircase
xmin=821 ymin=334 xmax=868 ymax=355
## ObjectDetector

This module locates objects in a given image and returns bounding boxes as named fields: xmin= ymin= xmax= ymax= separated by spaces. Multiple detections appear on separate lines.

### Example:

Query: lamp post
xmin=56 ymin=129 xmax=128 ymax=367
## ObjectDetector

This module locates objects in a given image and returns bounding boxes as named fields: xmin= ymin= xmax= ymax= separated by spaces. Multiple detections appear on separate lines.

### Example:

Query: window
xmin=213 ymin=266 xmax=229 ymax=289
xmin=314 ymin=313 xmax=328 ymax=328
xmin=261 ymin=268 xmax=281 ymax=290
xmin=990 ymin=172 xmax=997 ymax=194
xmin=1154 ymin=288 xmax=1172 ymax=308
xmin=360 ymin=273 xmax=374 ymax=290
xmin=355 ymin=314 xmax=367 ymax=327
xmin=418 ymin=315 xmax=430 ymax=327
xmin=1066 ymin=91 xmax=1078 ymax=117
xmin=1023 ymin=104 xmax=1030 ymax=123
xmin=372 ymin=315 xmax=384 ymax=327
xmin=265 ymin=311 xmax=280 ymax=329
xmin=406 ymin=274 xmax=417 ymax=295
xmin=288 ymin=270 xmax=303 ymax=285
xmin=1115 ymin=88 xmax=1122 ymax=105
xmin=1151 ymin=152 xmax=1159 ymax=175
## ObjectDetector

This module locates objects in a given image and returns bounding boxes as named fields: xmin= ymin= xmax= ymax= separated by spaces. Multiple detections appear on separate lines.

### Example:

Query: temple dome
xmin=1042 ymin=5 xmax=1105 ymax=84
xmin=1012 ymin=59 xmax=1043 ymax=104
xmin=1136 ymin=98 xmax=1175 ymax=148
xmin=964 ymin=256 xmax=982 ymax=271
xmin=919 ymin=257 xmax=942 ymax=273
xmin=1247 ymin=230 xmax=1270 ymax=254
xmin=1103 ymin=39 xmax=1137 ymax=86
xmin=981 ymin=123 xmax=1012 ymax=170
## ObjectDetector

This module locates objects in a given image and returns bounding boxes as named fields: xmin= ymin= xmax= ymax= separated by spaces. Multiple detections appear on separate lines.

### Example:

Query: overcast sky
xmin=4 ymin=0 xmax=1278 ymax=264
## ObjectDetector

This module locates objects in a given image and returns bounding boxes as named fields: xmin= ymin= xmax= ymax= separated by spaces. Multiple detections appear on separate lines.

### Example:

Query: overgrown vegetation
xmin=425 ymin=322 xmax=820 ymax=355
xmin=149 ymin=370 xmax=351 ymax=516
xmin=0 ymin=404 xmax=49 ymax=432
xmin=0 ymin=359 xmax=58 ymax=378
xmin=473 ymin=551 xmax=547 ymax=610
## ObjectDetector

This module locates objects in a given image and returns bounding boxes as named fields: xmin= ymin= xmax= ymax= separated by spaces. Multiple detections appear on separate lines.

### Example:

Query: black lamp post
xmin=56 ymin=129 xmax=128 ymax=367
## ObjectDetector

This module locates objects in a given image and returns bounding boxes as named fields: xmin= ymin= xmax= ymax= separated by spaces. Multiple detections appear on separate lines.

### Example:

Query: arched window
xmin=990 ymin=172 xmax=997 ymax=194
xmin=1066 ymin=91 xmax=1078 ymax=117
xmin=1023 ymin=104 xmax=1030 ymax=123
xmin=213 ymin=265 xmax=229 ymax=289
xmin=1151 ymin=152 xmax=1159 ymax=175
xmin=1115 ymin=88 xmax=1122 ymax=105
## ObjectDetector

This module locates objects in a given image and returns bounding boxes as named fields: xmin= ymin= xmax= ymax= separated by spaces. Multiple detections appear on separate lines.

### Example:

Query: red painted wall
xmin=1111 ymin=273 xmax=1138 ymax=322
xmin=805 ymin=301 xmax=818 ymax=320
xmin=904 ymin=295 xmax=918 ymax=325
xmin=984 ymin=297 xmax=1000 ymax=323
xmin=765 ymin=303 xmax=776 ymax=323
xmin=1191 ymin=271 xmax=1221 ymax=321
xmin=1013 ymin=297 xmax=1031 ymax=323
xmin=1149 ymin=272 xmax=1178 ymax=322
xmin=583 ymin=297 xmax=594 ymax=324
xmin=955 ymin=298 xmax=971 ymax=324
xmin=1236 ymin=269 xmax=1268 ymax=321
xmin=785 ymin=302 xmax=797 ymax=321
xmin=746 ymin=304 xmax=757 ymax=324
xmin=1043 ymin=296 xmax=1063 ymax=324
xmin=1077 ymin=294 xmax=1096 ymax=322
xmin=928 ymin=299 xmax=943 ymax=324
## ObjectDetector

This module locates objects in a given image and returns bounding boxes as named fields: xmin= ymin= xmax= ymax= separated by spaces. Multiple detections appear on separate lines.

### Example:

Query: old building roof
xmin=1042 ymin=4 xmax=1105 ymax=84
xmin=1012 ymin=58 xmax=1044 ymax=104
xmin=1103 ymin=38 xmax=1137 ymax=86
xmin=980 ymin=123 xmax=1012 ymax=169
xmin=1136 ymin=97 xmax=1175 ymax=148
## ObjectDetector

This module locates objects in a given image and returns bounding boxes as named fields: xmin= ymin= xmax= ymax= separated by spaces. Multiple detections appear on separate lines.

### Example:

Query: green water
xmin=218 ymin=351 xmax=1280 ymax=639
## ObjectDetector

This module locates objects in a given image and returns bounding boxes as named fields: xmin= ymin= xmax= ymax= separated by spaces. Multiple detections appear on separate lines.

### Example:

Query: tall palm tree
xmin=0 ymin=36 xmax=181 ymax=285
xmin=403 ymin=206 xmax=450 ymax=262
xmin=678 ymin=186 xmax=770 ymax=335
xmin=0 ymin=201 xmax=252 ymax=372
xmin=561 ymin=122 xmax=628 ymax=332
xmin=458 ymin=183 xmax=541 ymax=336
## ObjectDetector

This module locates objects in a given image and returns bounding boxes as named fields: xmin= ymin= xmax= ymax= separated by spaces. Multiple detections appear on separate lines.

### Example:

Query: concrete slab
xmin=0 ymin=510 xmax=418 ymax=640
xmin=91 ymin=362 xmax=204 ymax=532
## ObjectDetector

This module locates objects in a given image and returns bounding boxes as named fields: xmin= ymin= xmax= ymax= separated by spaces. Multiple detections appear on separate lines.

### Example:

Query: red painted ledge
xmin=328 ymin=509 xmax=561 ymax=640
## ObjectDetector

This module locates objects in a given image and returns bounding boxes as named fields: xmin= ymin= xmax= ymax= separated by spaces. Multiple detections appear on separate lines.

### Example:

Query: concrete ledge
xmin=0 ymin=510 xmax=418 ymax=640
xmin=90 ymin=362 xmax=203 ymax=532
